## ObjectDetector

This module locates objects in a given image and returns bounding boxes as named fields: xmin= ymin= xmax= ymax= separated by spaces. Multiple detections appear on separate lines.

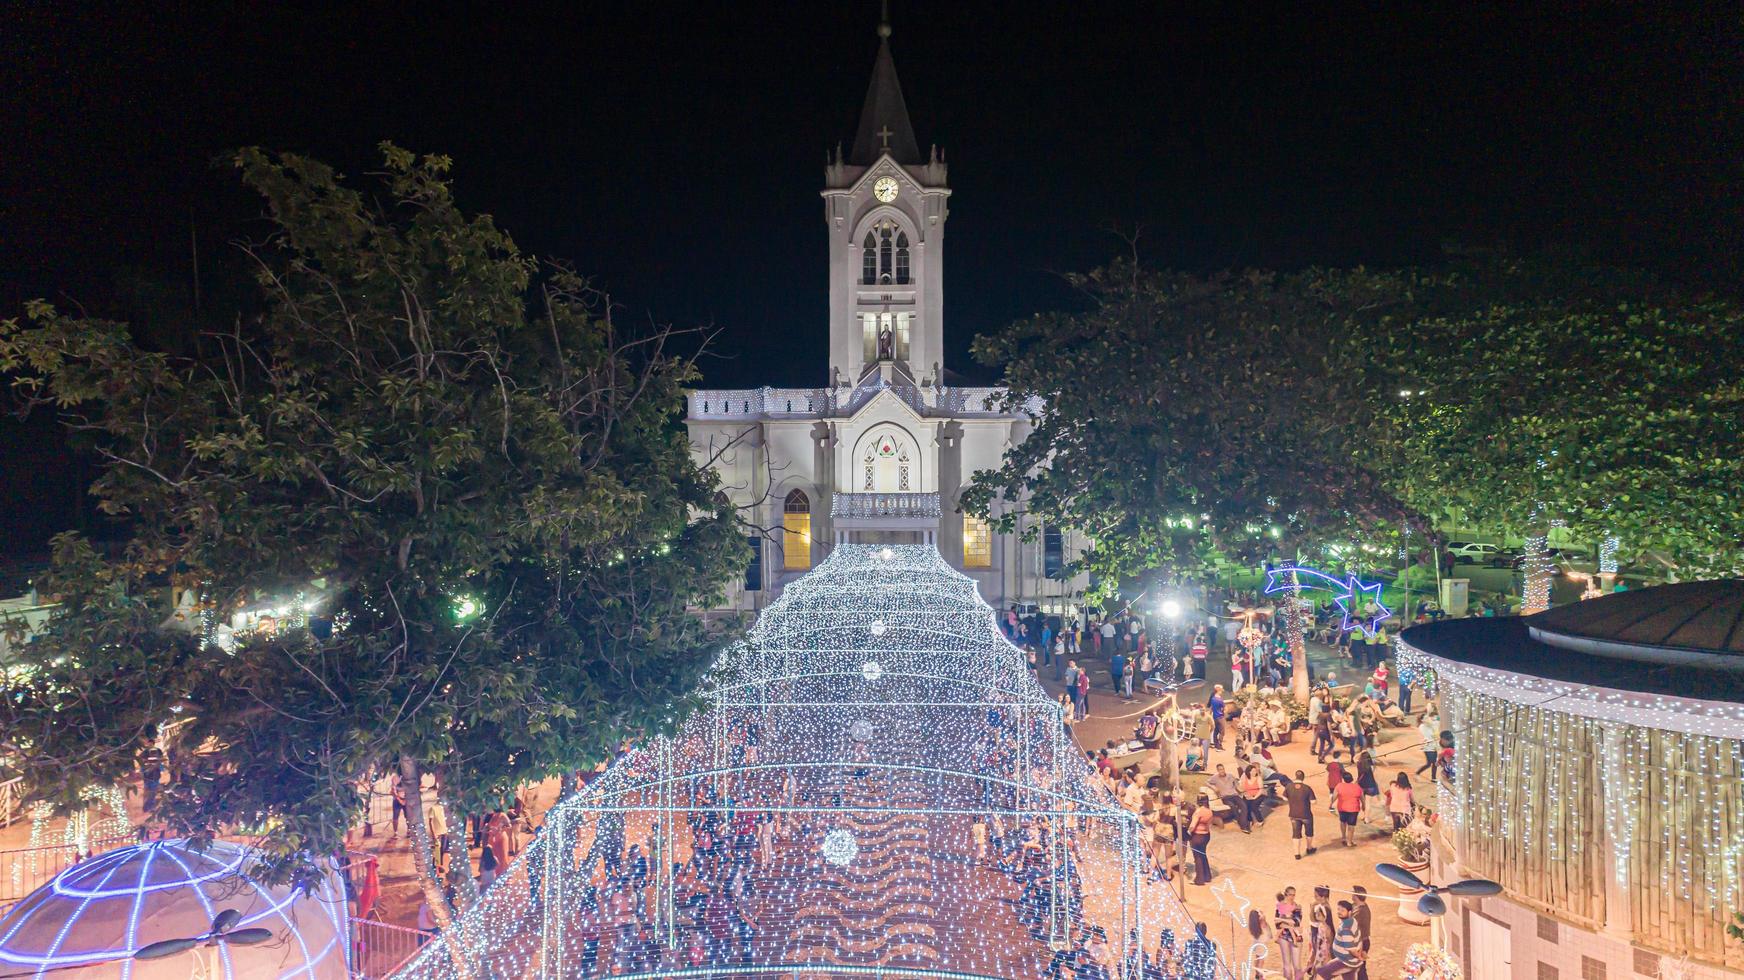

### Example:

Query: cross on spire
xmin=848 ymin=4 xmax=921 ymax=165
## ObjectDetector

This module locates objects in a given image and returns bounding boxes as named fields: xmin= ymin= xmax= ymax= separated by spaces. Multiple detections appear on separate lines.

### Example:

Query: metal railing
xmin=351 ymin=919 xmax=429 ymax=978
xmin=686 ymin=384 xmax=1041 ymax=421
xmin=0 ymin=835 xmax=134 ymax=911
xmin=830 ymin=492 xmax=942 ymax=521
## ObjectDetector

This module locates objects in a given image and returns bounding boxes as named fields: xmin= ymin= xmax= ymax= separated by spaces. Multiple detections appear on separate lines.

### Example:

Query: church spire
xmin=848 ymin=3 xmax=921 ymax=166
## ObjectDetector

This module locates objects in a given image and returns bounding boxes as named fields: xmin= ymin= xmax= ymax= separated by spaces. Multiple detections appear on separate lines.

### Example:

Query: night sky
xmin=2 ymin=3 xmax=1739 ymax=555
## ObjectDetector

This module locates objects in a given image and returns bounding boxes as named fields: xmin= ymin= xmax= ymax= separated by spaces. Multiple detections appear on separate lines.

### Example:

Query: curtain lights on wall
xmin=1396 ymin=637 xmax=1744 ymax=962
xmin=397 ymin=546 xmax=1229 ymax=980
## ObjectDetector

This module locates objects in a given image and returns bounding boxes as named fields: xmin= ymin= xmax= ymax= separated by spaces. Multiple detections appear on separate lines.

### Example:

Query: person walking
xmin=1356 ymin=751 xmax=1383 ymax=826
xmin=1111 ymin=650 xmax=1127 ymax=694
xmin=1316 ymin=902 xmax=1363 ymax=978
xmin=1307 ymin=887 xmax=1334 ymax=974
xmin=1275 ymin=889 xmax=1305 ymax=980
xmin=1285 ymin=771 xmax=1317 ymax=859
xmin=1122 ymin=657 xmax=1137 ymax=701
xmin=1209 ymin=685 xmax=1227 ymax=750
xmin=1190 ymin=633 xmax=1209 ymax=680
xmin=1333 ymin=772 xmax=1364 ymax=847
xmin=1385 ymin=773 xmax=1416 ymax=830
xmin=1415 ymin=714 xmax=1440 ymax=777
xmin=1324 ymin=752 xmax=1345 ymax=814
xmin=1076 ymin=666 xmax=1092 ymax=721
xmin=1351 ymin=887 xmax=1374 ymax=980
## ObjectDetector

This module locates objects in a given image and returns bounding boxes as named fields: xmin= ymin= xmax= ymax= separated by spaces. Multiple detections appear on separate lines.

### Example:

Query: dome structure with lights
xmin=0 ymin=838 xmax=350 ymax=980
xmin=1396 ymin=581 xmax=1744 ymax=978
xmin=396 ymin=545 xmax=1225 ymax=980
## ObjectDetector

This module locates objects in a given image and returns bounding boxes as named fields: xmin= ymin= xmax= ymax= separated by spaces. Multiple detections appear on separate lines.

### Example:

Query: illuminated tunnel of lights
xmin=396 ymin=545 xmax=1230 ymax=980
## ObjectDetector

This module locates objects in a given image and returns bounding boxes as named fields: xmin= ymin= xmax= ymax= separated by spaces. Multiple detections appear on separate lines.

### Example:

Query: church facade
xmin=685 ymin=23 xmax=1085 ymax=612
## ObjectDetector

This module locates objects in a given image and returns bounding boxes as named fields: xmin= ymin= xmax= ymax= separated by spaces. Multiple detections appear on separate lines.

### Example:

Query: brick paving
xmin=1035 ymin=626 xmax=1433 ymax=979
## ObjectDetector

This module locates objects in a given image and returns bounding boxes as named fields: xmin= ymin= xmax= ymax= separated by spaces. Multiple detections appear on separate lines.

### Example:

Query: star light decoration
xmin=1208 ymin=876 xmax=1268 ymax=980
xmin=1264 ymin=564 xmax=1390 ymax=638
xmin=393 ymin=545 xmax=1226 ymax=980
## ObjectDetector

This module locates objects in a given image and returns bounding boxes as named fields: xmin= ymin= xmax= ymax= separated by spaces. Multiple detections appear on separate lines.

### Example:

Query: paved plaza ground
xmin=1036 ymin=629 xmax=1431 ymax=980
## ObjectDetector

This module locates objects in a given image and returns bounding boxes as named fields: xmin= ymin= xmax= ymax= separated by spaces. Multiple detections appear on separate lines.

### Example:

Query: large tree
xmin=0 ymin=145 xmax=745 ymax=926
xmin=1351 ymin=264 xmax=1744 ymax=591
xmin=962 ymin=261 xmax=1423 ymax=699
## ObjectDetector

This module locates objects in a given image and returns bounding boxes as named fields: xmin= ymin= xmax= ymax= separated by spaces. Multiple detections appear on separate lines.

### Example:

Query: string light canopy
xmin=0 ymin=839 xmax=350 ymax=980
xmin=398 ymin=545 xmax=1229 ymax=980
xmin=1395 ymin=584 xmax=1744 ymax=968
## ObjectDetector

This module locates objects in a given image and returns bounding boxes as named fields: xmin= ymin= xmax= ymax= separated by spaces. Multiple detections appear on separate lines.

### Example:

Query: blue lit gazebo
xmin=0 ymin=838 xmax=349 ymax=980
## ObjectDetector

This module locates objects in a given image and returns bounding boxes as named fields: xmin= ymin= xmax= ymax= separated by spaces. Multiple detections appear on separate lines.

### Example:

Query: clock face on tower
xmin=873 ymin=176 xmax=899 ymax=203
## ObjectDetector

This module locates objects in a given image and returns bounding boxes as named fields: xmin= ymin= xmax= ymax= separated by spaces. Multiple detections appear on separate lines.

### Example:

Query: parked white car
xmin=1447 ymin=541 xmax=1503 ymax=562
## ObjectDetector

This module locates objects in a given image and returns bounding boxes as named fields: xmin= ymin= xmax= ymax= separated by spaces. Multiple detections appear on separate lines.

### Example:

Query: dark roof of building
xmin=1400 ymin=581 xmax=1744 ymax=705
xmin=849 ymin=33 xmax=921 ymax=167
xmin=1529 ymin=579 xmax=1744 ymax=656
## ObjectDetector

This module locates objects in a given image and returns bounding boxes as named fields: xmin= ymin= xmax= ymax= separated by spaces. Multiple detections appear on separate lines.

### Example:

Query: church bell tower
xmin=822 ymin=12 xmax=950 ymax=388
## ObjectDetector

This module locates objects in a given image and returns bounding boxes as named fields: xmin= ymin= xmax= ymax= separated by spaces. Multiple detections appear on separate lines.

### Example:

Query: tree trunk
xmin=1287 ymin=572 xmax=1310 ymax=704
xmin=1156 ymin=735 xmax=1180 ymax=795
xmin=446 ymin=820 xmax=479 ymax=906
xmin=398 ymin=754 xmax=473 ymax=979
xmin=559 ymin=769 xmax=578 ymax=800
xmin=1521 ymin=525 xmax=1553 ymax=615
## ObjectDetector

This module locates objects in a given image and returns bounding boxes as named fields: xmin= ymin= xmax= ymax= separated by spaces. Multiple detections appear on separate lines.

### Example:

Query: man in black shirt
xmin=1285 ymin=770 xmax=1318 ymax=859
xmin=1351 ymin=885 xmax=1373 ymax=980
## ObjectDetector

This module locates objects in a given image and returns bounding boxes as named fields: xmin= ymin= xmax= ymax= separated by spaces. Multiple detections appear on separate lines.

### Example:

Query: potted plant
xmin=1392 ymin=818 xmax=1433 ymax=924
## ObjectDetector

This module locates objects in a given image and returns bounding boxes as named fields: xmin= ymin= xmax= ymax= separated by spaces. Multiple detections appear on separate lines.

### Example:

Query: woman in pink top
xmin=1385 ymin=772 xmax=1416 ymax=830
xmin=1239 ymin=765 xmax=1266 ymax=830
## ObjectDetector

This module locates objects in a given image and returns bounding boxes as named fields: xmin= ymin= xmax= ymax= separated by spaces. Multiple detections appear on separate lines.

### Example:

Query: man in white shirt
xmin=1415 ymin=715 xmax=1440 ymax=777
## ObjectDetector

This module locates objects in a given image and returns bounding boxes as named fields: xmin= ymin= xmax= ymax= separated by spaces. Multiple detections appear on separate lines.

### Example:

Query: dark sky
xmin=2 ymin=2 xmax=1740 ymax=554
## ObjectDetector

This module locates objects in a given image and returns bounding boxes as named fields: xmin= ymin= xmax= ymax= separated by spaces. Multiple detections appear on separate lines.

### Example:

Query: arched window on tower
xmin=895 ymin=232 xmax=910 ymax=284
xmin=861 ymin=233 xmax=877 ymax=285
xmin=783 ymin=490 xmax=812 ymax=571
xmin=878 ymin=225 xmax=894 ymax=284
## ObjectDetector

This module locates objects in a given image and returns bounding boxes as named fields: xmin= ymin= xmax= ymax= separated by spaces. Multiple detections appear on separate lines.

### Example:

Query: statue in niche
xmin=877 ymin=325 xmax=894 ymax=361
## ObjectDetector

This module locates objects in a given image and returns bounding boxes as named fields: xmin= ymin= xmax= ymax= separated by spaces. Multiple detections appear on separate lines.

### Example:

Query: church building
xmin=686 ymin=19 xmax=1084 ymax=612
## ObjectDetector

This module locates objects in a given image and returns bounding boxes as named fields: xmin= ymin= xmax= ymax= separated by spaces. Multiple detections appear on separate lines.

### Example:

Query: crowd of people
xmin=1039 ymin=583 xmax=1453 ymax=980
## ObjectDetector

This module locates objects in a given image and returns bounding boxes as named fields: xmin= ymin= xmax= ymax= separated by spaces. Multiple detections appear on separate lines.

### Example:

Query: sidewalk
xmin=1031 ymin=634 xmax=1429 ymax=979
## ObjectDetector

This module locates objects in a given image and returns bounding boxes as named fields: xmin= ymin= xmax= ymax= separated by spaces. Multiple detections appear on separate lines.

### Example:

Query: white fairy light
xmin=394 ymin=545 xmax=1227 ymax=979
xmin=821 ymin=829 xmax=860 ymax=866
xmin=1397 ymin=632 xmax=1744 ymax=959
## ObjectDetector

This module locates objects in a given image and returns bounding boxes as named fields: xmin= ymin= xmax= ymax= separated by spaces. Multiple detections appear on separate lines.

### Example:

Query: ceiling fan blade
xmin=1374 ymin=862 xmax=1427 ymax=890
xmin=210 ymin=908 xmax=242 ymax=934
xmin=1444 ymin=878 xmax=1503 ymax=897
xmin=217 ymin=927 xmax=276 ymax=946
xmin=1417 ymin=892 xmax=1448 ymax=917
xmin=134 ymin=937 xmax=201 ymax=960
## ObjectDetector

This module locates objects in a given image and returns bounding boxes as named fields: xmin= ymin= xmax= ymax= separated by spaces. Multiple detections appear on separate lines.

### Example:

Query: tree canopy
xmin=1348 ymin=263 xmax=1744 ymax=578
xmin=0 ymin=145 xmax=745 ymax=904
xmin=962 ymin=261 xmax=1421 ymax=595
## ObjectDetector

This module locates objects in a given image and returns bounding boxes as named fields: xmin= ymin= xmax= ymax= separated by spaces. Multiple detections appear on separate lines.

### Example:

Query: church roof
xmin=849 ymin=27 xmax=922 ymax=166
